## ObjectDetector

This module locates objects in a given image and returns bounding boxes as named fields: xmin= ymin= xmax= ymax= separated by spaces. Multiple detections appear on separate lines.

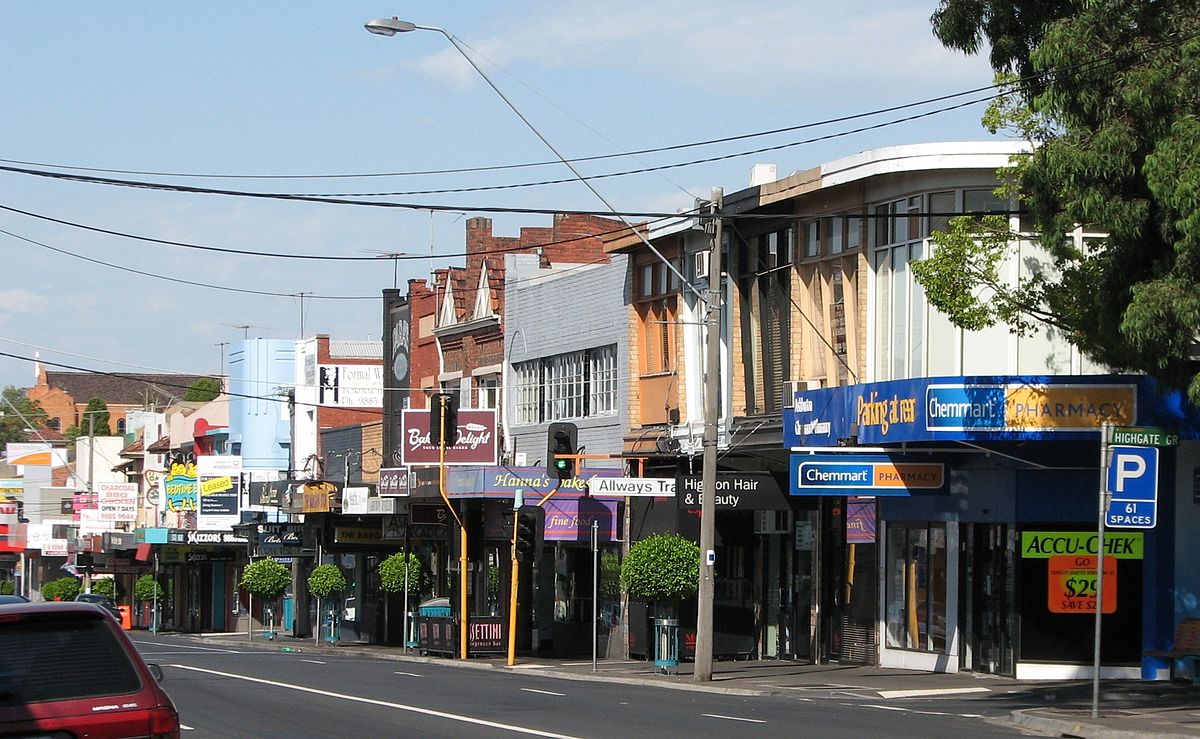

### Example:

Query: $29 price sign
xmin=1047 ymin=555 xmax=1116 ymax=614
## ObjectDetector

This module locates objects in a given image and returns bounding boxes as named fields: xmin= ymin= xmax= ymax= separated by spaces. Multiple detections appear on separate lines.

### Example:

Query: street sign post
xmin=1105 ymin=445 xmax=1159 ymax=529
xmin=1112 ymin=426 xmax=1178 ymax=448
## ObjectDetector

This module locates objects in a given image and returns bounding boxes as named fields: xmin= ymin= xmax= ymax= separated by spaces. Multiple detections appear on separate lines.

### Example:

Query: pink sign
xmin=400 ymin=409 xmax=498 ymax=466
xmin=846 ymin=497 xmax=876 ymax=544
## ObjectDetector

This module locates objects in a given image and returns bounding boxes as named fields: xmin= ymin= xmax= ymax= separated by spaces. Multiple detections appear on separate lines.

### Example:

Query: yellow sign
xmin=200 ymin=477 xmax=233 ymax=495
xmin=334 ymin=526 xmax=381 ymax=544
xmin=1005 ymin=385 xmax=1134 ymax=430
xmin=301 ymin=482 xmax=337 ymax=513
xmin=1021 ymin=531 xmax=1143 ymax=559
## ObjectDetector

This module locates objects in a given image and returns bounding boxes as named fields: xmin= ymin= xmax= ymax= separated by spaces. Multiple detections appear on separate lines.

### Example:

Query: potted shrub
xmin=134 ymin=574 xmax=165 ymax=632
xmin=42 ymin=576 xmax=81 ymax=602
xmin=0 ymin=579 xmax=14 ymax=596
xmin=240 ymin=559 xmax=291 ymax=639
xmin=621 ymin=534 xmax=699 ymax=668
xmin=378 ymin=552 xmax=424 ymax=645
xmin=307 ymin=564 xmax=347 ymax=644
xmin=91 ymin=578 xmax=117 ymax=599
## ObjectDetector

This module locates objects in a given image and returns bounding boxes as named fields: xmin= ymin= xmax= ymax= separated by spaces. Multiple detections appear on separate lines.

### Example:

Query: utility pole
xmin=694 ymin=188 xmax=723 ymax=682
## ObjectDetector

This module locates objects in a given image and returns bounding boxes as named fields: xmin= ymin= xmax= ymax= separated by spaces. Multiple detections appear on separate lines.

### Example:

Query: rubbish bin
xmin=654 ymin=618 xmax=679 ymax=674
xmin=117 ymin=605 xmax=132 ymax=631
xmin=416 ymin=597 xmax=454 ymax=656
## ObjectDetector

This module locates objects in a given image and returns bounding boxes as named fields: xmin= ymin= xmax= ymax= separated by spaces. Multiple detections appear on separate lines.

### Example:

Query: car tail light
xmin=148 ymin=705 xmax=180 ymax=739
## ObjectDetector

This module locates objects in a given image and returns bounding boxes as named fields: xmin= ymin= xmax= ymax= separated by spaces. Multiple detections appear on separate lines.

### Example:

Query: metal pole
xmin=507 ymin=504 xmax=521 ymax=666
xmin=694 ymin=188 xmax=724 ymax=682
xmin=592 ymin=519 xmax=599 ymax=672
xmin=402 ymin=520 xmax=411 ymax=651
xmin=152 ymin=552 xmax=159 ymax=634
xmin=1092 ymin=421 xmax=1112 ymax=718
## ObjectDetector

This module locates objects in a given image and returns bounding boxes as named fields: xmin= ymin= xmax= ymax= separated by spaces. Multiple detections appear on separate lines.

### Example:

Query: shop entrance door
xmin=185 ymin=565 xmax=203 ymax=632
xmin=962 ymin=524 xmax=1015 ymax=675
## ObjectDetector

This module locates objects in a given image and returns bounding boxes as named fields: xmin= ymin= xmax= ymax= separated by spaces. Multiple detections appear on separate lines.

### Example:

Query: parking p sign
xmin=1106 ymin=445 xmax=1158 ymax=529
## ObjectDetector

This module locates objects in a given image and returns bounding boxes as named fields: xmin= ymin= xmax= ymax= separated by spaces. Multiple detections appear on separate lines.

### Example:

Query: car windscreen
xmin=0 ymin=615 xmax=142 ymax=704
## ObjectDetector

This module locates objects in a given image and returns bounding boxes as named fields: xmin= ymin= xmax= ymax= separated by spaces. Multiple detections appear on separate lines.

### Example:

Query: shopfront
xmin=786 ymin=374 xmax=1199 ymax=678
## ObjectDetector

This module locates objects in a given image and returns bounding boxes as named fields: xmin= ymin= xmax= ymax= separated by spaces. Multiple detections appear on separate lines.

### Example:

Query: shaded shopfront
xmin=785 ymin=374 xmax=1200 ymax=679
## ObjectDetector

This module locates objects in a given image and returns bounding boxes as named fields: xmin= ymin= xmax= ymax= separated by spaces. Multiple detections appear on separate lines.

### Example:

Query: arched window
xmin=48 ymin=418 xmax=61 ymax=430
xmin=116 ymin=419 xmax=126 ymax=434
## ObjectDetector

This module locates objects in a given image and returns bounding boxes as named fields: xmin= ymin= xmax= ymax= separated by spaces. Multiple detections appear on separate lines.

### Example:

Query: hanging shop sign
xmin=378 ymin=467 xmax=410 ymax=497
xmin=542 ymin=497 xmax=618 ymax=543
xmin=445 ymin=466 xmax=622 ymax=499
xmin=399 ymin=409 xmax=498 ymax=466
xmin=676 ymin=472 xmax=788 ymax=510
xmin=300 ymin=481 xmax=338 ymax=513
xmin=587 ymin=477 xmax=675 ymax=498
xmin=784 ymin=375 xmax=1147 ymax=447
xmin=789 ymin=454 xmax=945 ymax=495
xmin=334 ymin=526 xmax=382 ymax=545
xmin=846 ymin=497 xmax=876 ymax=544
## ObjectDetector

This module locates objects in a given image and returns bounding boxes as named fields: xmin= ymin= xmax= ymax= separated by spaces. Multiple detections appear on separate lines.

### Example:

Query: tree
xmin=620 ymin=534 xmax=699 ymax=605
xmin=378 ymin=552 xmax=425 ymax=595
xmin=91 ymin=578 xmax=117 ymax=599
xmin=307 ymin=564 xmax=347 ymax=599
xmin=240 ymin=559 xmax=290 ymax=600
xmin=134 ymin=575 xmax=164 ymax=603
xmin=183 ymin=377 xmax=222 ymax=402
xmin=42 ymin=576 xmax=81 ymax=602
xmin=67 ymin=397 xmax=111 ymax=439
xmin=921 ymin=1 xmax=1200 ymax=405
xmin=0 ymin=386 xmax=48 ymax=446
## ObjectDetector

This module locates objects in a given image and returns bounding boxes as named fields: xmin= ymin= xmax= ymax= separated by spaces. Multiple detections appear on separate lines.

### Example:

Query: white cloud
xmin=0 ymin=290 xmax=49 ymax=315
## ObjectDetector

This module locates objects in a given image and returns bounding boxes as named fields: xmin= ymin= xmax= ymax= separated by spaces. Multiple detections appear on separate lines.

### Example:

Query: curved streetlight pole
xmin=365 ymin=18 xmax=723 ymax=681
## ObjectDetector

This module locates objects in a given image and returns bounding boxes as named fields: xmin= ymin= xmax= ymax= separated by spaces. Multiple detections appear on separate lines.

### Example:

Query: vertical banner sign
xmin=382 ymin=291 xmax=411 ymax=468
xmin=845 ymin=497 xmax=876 ymax=543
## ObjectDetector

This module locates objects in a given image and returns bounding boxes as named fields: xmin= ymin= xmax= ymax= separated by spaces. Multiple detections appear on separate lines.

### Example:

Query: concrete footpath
xmin=185 ymin=632 xmax=1200 ymax=738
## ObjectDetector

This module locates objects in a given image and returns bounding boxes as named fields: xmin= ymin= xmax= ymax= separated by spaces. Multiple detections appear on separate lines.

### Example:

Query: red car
xmin=0 ymin=601 xmax=179 ymax=738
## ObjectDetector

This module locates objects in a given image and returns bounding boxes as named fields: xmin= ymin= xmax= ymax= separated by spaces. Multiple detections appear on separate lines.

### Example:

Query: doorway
xmin=962 ymin=524 xmax=1015 ymax=675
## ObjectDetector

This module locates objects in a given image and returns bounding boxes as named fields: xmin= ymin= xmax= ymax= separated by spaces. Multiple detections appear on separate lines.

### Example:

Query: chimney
xmin=749 ymin=163 xmax=777 ymax=187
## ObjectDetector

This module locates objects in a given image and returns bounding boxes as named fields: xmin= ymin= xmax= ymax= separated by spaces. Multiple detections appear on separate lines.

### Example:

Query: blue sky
xmin=0 ymin=2 xmax=995 ymax=392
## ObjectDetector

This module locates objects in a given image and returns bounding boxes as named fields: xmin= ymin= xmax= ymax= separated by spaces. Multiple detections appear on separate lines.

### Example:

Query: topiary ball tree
xmin=378 ymin=552 xmax=424 ymax=595
xmin=307 ymin=564 xmax=347 ymax=599
xmin=134 ymin=574 xmax=164 ymax=603
xmin=90 ymin=578 xmax=117 ymax=599
xmin=42 ymin=576 xmax=82 ymax=602
xmin=621 ymin=533 xmax=700 ymax=606
xmin=240 ymin=559 xmax=291 ymax=600
xmin=0 ymin=579 xmax=14 ymax=595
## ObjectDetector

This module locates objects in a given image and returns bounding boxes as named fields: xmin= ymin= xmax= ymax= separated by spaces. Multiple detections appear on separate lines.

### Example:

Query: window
xmin=738 ymin=228 xmax=791 ymax=414
xmin=475 ymin=374 xmax=499 ymax=410
xmin=635 ymin=254 xmax=680 ymax=376
xmin=512 ymin=345 xmax=618 ymax=424
xmin=804 ymin=221 xmax=821 ymax=258
xmin=873 ymin=195 xmax=929 ymax=380
xmin=927 ymin=191 xmax=955 ymax=235
xmin=885 ymin=523 xmax=948 ymax=653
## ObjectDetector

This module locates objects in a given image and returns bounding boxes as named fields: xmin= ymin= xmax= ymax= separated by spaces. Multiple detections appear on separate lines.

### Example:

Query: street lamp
xmin=364 ymin=17 xmax=724 ymax=681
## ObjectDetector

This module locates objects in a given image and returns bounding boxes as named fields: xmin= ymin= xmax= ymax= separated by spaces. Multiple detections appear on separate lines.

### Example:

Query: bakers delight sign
xmin=400 ymin=408 xmax=498 ymax=466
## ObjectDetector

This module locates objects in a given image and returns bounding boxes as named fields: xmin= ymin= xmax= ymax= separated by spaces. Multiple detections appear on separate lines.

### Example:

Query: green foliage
xmin=240 ymin=559 xmax=291 ymax=599
xmin=134 ymin=575 xmax=164 ymax=603
xmin=926 ymin=0 xmax=1200 ymax=405
xmin=68 ymin=397 xmax=112 ymax=440
xmin=0 ymin=386 xmax=49 ymax=446
xmin=620 ymin=534 xmax=699 ymax=604
xmin=42 ymin=576 xmax=81 ymax=602
xmin=90 ymin=578 xmax=116 ymax=598
xmin=183 ymin=377 xmax=222 ymax=402
xmin=0 ymin=579 xmax=13 ymax=595
xmin=378 ymin=552 xmax=425 ymax=594
xmin=600 ymin=553 xmax=622 ymax=600
xmin=307 ymin=564 xmax=347 ymax=599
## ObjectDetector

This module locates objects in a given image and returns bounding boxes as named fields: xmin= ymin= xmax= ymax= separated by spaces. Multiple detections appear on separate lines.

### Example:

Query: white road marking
xmin=393 ymin=671 xmax=423 ymax=677
xmin=132 ymin=640 xmax=239 ymax=653
xmin=701 ymin=714 xmax=766 ymax=724
xmin=521 ymin=688 xmax=565 ymax=696
xmin=301 ymin=659 xmax=326 ymax=665
xmin=559 ymin=660 xmax=639 ymax=666
xmin=862 ymin=704 xmax=909 ymax=711
xmin=877 ymin=687 xmax=990 ymax=699
xmin=167 ymin=664 xmax=581 ymax=738
xmin=180 ymin=725 xmax=194 ymax=731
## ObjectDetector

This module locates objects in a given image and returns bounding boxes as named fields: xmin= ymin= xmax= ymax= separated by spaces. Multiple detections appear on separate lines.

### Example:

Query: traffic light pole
xmin=431 ymin=394 xmax=469 ymax=660
xmin=694 ymin=188 xmax=723 ymax=683
xmin=507 ymin=503 xmax=521 ymax=666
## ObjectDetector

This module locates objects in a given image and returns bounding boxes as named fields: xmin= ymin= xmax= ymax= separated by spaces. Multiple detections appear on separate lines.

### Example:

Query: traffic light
xmin=514 ymin=505 xmax=544 ymax=563
xmin=430 ymin=392 xmax=458 ymax=447
xmin=546 ymin=421 xmax=578 ymax=479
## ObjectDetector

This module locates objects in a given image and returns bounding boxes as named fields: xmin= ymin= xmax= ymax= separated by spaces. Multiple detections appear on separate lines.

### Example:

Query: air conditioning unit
xmin=693 ymin=250 xmax=710 ymax=281
xmin=754 ymin=509 xmax=792 ymax=535
xmin=784 ymin=379 xmax=823 ymax=408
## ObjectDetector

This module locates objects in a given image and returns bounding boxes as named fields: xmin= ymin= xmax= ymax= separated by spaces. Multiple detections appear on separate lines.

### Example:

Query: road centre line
xmin=521 ymin=688 xmax=565 ymax=696
xmin=394 ymin=671 xmax=423 ymax=677
xmin=877 ymin=687 xmax=990 ymax=699
xmin=701 ymin=714 xmax=765 ymax=723
xmin=168 ymin=664 xmax=581 ymax=739
xmin=302 ymin=659 xmax=326 ymax=664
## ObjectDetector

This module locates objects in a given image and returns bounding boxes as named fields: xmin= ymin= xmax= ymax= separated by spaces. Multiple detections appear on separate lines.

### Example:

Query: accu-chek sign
xmin=789 ymin=454 xmax=945 ymax=496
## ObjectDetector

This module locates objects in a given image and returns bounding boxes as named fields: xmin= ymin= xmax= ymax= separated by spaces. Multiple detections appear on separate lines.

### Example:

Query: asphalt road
xmin=132 ymin=635 xmax=1029 ymax=738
